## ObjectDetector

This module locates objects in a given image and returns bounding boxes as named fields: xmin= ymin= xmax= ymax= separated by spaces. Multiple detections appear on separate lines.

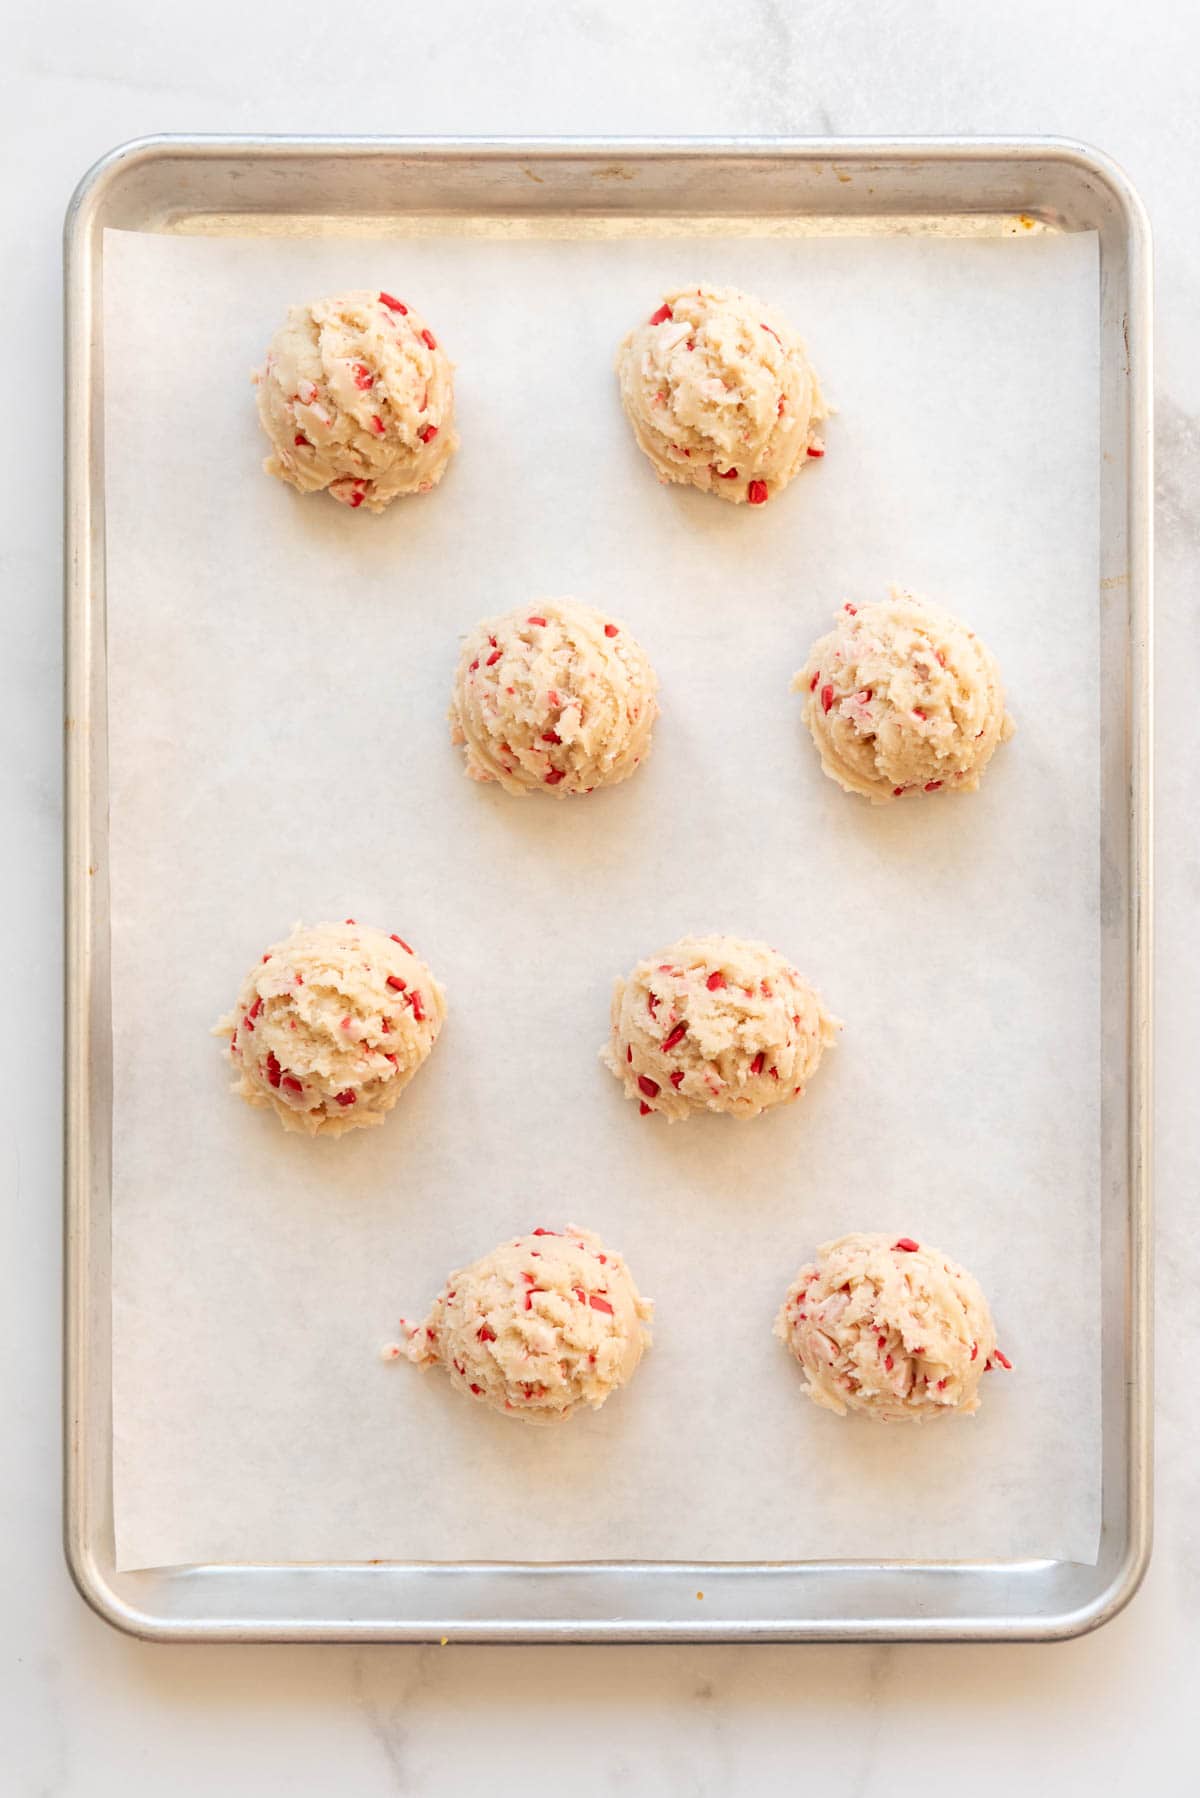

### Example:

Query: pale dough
xmin=402 ymin=1226 xmax=653 ymax=1425
xmin=449 ymin=598 xmax=658 ymax=797
xmin=794 ymin=589 xmax=1014 ymax=803
xmin=253 ymin=290 xmax=457 ymax=512
xmin=615 ymin=283 xmax=827 ymax=506
xmin=601 ymin=933 xmax=840 ymax=1121
xmin=215 ymin=920 xmax=446 ymax=1136
xmin=774 ymin=1232 xmax=1010 ymax=1423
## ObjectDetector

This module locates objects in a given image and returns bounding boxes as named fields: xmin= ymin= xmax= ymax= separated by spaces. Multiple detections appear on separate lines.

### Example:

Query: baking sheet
xmin=103 ymin=224 xmax=1100 ymax=1571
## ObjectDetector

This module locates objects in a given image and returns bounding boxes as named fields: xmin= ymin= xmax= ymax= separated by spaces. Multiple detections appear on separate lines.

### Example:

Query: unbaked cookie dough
xmin=253 ymin=290 xmax=457 ymax=512
xmin=449 ymin=598 xmax=659 ymax=797
xmin=774 ymin=1232 xmax=1010 ymax=1423
xmin=615 ymin=283 xmax=827 ymax=506
xmin=215 ymin=919 xmax=446 ymax=1136
xmin=400 ymin=1226 xmax=653 ymax=1424
xmin=794 ymin=589 xmax=1014 ymax=803
xmin=601 ymin=933 xmax=840 ymax=1121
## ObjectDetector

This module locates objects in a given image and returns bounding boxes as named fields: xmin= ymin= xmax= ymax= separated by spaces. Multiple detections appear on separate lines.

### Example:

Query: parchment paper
xmin=104 ymin=223 xmax=1100 ymax=1570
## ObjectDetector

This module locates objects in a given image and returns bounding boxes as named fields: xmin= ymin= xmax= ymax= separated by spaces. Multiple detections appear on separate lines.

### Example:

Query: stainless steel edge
xmin=63 ymin=136 xmax=1153 ymax=1643
xmin=1101 ymin=147 xmax=1154 ymax=1635
xmin=63 ymin=141 xmax=114 ymax=1636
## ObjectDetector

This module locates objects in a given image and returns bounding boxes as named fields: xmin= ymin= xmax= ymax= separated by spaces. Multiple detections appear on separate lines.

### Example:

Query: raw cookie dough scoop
xmin=215 ymin=919 xmax=446 ymax=1136
xmin=794 ymin=589 xmax=1013 ymax=803
xmin=616 ymin=283 xmax=827 ymax=506
xmin=775 ymin=1232 xmax=1011 ymax=1422
xmin=396 ymin=1227 xmax=653 ymax=1424
xmin=602 ymin=933 xmax=840 ymax=1121
xmin=449 ymin=598 xmax=658 ymax=796
xmin=253 ymin=289 xmax=457 ymax=511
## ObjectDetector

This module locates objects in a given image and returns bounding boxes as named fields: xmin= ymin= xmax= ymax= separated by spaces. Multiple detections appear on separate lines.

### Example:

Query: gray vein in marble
xmin=1155 ymin=392 xmax=1200 ymax=556
xmin=351 ymin=1648 xmax=413 ymax=1793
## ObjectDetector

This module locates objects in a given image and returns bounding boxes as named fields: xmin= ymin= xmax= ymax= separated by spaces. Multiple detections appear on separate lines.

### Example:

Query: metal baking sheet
xmin=63 ymin=136 xmax=1152 ymax=1641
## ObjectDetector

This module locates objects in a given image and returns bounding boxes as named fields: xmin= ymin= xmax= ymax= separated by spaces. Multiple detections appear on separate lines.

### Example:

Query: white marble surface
xmin=2 ymin=1 xmax=1195 ymax=1790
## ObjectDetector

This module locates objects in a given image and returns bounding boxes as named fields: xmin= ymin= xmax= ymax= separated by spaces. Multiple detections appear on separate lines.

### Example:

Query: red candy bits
xmin=379 ymin=292 xmax=407 ymax=313
xmin=637 ymin=1075 xmax=660 ymax=1099
xmin=648 ymin=302 xmax=673 ymax=326
xmin=747 ymin=480 xmax=768 ymax=505
xmin=893 ymin=1238 xmax=920 ymax=1253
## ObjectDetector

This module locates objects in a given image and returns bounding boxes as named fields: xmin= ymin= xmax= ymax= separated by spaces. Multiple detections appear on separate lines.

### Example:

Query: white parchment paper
xmin=104 ymin=223 xmax=1100 ymax=1570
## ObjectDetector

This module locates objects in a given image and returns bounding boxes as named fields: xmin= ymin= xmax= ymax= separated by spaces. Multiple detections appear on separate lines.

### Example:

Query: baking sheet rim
xmin=62 ymin=134 xmax=1153 ymax=1643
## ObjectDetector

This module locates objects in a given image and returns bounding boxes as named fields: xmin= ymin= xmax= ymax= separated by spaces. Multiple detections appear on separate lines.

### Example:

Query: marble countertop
xmin=3 ymin=2 xmax=1195 ymax=1790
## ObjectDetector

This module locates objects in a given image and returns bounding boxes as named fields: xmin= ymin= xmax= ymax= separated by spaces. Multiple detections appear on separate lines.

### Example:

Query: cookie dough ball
xmin=253 ymin=290 xmax=457 ymax=512
xmin=601 ymin=933 xmax=840 ymax=1121
xmin=449 ymin=598 xmax=659 ymax=797
xmin=774 ymin=1233 xmax=1011 ymax=1423
xmin=794 ymin=590 xmax=1014 ymax=803
xmin=402 ymin=1227 xmax=653 ymax=1424
xmin=216 ymin=919 xmax=446 ymax=1136
xmin=616 ymin=283 xmax=827 ymax=506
